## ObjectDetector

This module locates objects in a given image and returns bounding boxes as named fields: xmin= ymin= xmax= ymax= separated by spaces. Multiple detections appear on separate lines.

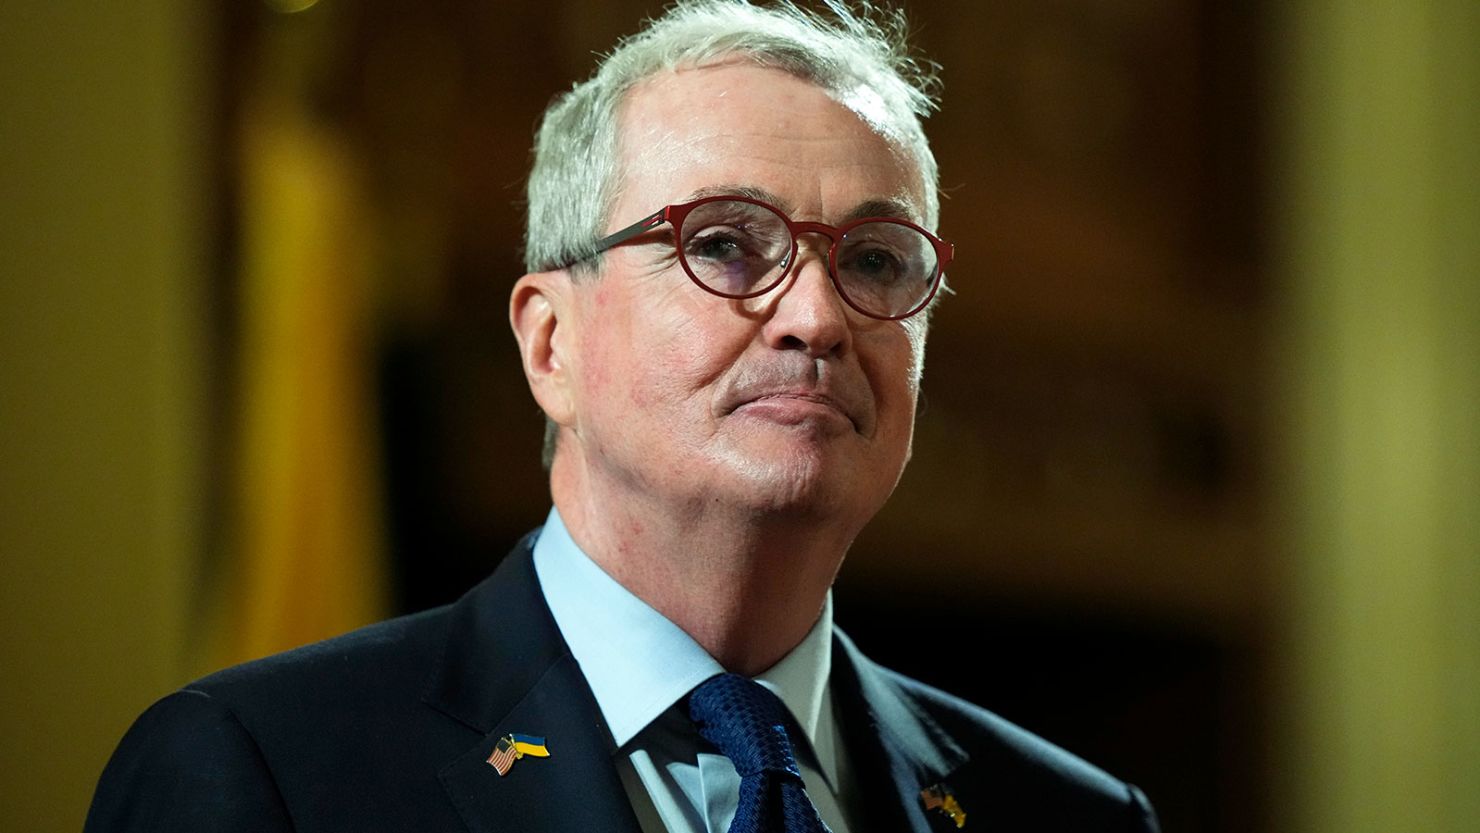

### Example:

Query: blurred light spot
xmin=265 ymin=0 xmax=320 ymax=14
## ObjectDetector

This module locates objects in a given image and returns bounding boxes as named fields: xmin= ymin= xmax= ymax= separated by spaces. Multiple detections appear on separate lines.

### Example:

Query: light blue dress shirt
xmin=532 ymin=508 xmax=856 ymax=833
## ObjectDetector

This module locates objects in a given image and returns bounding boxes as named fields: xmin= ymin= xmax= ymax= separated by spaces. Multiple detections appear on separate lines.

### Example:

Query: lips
xmin=730 ymin=392 xmax=858 ymax=431
xmin=719 ymin=367 xmax=870 ymax=433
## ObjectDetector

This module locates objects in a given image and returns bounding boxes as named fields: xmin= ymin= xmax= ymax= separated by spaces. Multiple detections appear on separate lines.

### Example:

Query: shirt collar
xmin=531 ymin=508 xmax=838 ymax=782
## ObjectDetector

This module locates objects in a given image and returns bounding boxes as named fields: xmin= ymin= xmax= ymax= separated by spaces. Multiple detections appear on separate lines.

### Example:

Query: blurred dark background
xmin=3 ymin=2 xmax=1476 ymax=831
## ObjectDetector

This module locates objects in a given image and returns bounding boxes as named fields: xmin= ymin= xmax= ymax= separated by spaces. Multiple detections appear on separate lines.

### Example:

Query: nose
xmin=759 ymin=243 xmax=852 ymax=358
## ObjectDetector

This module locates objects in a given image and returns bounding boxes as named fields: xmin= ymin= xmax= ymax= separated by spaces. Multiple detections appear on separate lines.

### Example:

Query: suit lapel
xmin=422 ymin=536 xmax=983 ymax=833
xmin=832 ymin=630 xmax=970 ymax=833
xmin=425 ymin=534 xmax=642 ymax=833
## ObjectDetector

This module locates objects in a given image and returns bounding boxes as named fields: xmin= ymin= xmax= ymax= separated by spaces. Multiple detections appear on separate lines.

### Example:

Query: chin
xmin=715 ymin=445 xmax=865 ymax=519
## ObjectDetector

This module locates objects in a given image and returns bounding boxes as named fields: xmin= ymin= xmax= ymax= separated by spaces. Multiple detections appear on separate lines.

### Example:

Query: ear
xmin=509 ymin=270 xmax=576 ymax=428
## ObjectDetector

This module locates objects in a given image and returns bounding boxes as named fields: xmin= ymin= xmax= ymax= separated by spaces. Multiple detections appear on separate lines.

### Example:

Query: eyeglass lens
xmin=677 ymin=199 xmax=938 ymax=318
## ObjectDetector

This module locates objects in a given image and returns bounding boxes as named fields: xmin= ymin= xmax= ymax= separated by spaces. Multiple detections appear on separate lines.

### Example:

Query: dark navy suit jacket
xmin=86 ymin=533 xmax=1160 ymax=832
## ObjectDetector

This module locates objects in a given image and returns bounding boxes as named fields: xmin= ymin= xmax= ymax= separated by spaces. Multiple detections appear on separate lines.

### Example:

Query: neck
xmin=549 ymin=456 xmax=854 ymax=677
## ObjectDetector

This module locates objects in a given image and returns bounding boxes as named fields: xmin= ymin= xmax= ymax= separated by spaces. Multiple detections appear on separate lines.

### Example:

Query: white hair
xmin=522 ymin=0 xmax=943 ymax=275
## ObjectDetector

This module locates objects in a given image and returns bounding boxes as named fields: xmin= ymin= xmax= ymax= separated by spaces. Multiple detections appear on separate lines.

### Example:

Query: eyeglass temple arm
xmin=590 ymin=208 xmax=669 ymax=255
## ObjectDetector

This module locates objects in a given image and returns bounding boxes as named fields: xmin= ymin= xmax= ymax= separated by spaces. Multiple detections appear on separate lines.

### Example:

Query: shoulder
xmin=189 ymin=604 xmax=453 ymax=717
xmin=86 ymin=605 xmax=466 ymax=833
xmin=889 ymin=667 xmax=1141 ymax=796
xmin=175 ymin=604 xmax=475 ymax=781
xmin=86 ymin=538 xmax=560 ymax=831
xmin=837 ymin=633 xmax=1160 ymax=831
xmin=85 ymin=689 xmax=294 ymax=832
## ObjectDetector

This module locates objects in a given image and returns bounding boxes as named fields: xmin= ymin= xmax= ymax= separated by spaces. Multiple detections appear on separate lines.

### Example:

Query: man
xmin=87 ymin=2 xmax=1160 ymax=831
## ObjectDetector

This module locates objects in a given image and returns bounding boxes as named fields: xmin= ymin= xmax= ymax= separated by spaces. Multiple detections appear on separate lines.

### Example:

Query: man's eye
xmin=846 ymin=248 xmax=905 ymax=282
xmin=687 ymin=230 xmax=751 ymax=261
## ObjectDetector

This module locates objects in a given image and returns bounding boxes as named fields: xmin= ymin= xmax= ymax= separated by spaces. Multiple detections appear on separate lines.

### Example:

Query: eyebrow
xmin=844 ymin=199 xmax=917 ymax=224
xmin=683 ymin=184 xmax=783 ymax=205
xmin=679 ymin=184 xmax=920 ymax=224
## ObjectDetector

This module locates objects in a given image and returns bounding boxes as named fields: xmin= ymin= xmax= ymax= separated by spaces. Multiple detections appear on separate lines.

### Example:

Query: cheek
xmin=902 ymin=318 xmax=928 ymax=387
xmin=868 ymin=331 xmax=924 ymax=435
xmin=643 ymin=305 xmax=747 ymax=405
xmin=584 ymin=288 xmax=739 ymax=413
xmin=574 ymin=285 xmax=630 ymax=404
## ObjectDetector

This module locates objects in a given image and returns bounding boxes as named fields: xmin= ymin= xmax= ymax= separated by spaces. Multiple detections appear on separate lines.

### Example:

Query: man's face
xmin=558 ymin=62 xmax=930 ymax=529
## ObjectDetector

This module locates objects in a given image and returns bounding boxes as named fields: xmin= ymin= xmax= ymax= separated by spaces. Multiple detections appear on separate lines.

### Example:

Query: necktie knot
xmin=688 ymin=673 xmax=803 ymax=779
xmin=686 ymin=673 xmax=831 ymax=833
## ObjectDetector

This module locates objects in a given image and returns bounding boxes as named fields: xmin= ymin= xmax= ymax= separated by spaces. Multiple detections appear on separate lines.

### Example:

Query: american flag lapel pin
xmin=920 ymin=783 xmax=967 ymax=829
xmin=485 ymin=733 xmax=550 ymax=776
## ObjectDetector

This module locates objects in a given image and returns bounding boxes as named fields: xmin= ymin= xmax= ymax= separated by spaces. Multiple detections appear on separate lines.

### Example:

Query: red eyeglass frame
xmin=584 ymin=195 xmax=955 ymax=321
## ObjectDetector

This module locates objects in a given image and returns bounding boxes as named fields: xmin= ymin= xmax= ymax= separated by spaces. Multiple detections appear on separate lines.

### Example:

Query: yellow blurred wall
xmin=0 ymin=2 xmax=209 ymax=830
xmin=1274 ymin=1 xmax=1480 ymax=831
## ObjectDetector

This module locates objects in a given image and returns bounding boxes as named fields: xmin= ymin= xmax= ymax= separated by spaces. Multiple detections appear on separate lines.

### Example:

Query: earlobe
xmin=509 ymin=271 xmax=576 ymax=426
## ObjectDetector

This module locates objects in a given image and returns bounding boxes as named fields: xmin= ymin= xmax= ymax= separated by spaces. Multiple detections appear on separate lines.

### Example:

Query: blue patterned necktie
xmin=687 ymin=673 xmax=833 ymax=833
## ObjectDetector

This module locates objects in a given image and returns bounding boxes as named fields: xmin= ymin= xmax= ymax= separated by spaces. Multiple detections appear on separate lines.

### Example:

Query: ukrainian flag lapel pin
xmin=920 ymin=783 xmax=967 ymax=829
xmin=485 ymin=733 xmax=550 ymax=776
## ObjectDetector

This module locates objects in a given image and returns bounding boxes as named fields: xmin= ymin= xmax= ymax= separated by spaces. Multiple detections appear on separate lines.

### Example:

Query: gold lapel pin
xmin=920 ymin=783 xmax=967 ymax=829
xmin=485 ymin=733 xmax=550 ymax=776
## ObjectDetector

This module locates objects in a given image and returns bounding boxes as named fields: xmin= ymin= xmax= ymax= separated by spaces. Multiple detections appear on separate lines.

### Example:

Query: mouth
xmin=726 ymin=390 xmax=860 ymax=432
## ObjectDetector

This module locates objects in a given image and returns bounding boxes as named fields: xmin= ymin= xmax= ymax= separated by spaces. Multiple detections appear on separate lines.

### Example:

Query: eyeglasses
xmin=584 ymin=195 xmax=954 ymax=321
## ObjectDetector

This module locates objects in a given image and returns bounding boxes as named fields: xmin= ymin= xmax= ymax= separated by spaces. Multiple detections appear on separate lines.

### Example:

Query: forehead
xmin=612 ymin=62 xmax=928 ymax=221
